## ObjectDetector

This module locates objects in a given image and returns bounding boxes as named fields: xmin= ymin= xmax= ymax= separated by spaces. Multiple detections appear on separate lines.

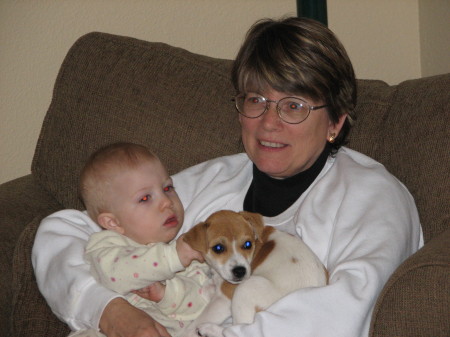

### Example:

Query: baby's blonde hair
xmin=79 ymin=142 xmax=158 ymax=220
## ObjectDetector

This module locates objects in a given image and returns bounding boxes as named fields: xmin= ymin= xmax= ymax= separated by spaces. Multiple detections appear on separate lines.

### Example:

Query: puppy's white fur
xmin=183 ymin=210 xmax=327 ymax=337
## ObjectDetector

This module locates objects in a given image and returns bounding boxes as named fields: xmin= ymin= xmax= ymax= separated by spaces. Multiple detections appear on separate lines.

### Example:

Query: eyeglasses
xmin=233 ymin=94 xmax=327 ymax=124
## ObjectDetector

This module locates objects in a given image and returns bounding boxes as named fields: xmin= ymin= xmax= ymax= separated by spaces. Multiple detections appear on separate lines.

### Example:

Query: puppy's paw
xmin=196 ymin=323 xmax=225 ymax=337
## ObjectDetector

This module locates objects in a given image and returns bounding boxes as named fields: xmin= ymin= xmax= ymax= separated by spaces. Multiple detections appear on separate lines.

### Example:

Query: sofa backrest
xmin=32 ymin=32 xmax=449 ymax=243
xmin=350 ymin=74 xmax=450 ymax=242
xmin=32 ymin=32 xmax=243 ymax=209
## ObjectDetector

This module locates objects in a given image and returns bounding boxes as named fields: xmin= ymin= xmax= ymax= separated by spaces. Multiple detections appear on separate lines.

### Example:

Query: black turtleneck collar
xmin=243 ymin=144 xmax=331 ymax=217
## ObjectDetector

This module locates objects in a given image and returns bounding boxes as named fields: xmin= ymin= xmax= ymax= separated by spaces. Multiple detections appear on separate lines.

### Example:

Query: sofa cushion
xmin=32 ymin=32 xmax=243 ymax=210
xmin=349 ymin=74 xmax=450 ymax=242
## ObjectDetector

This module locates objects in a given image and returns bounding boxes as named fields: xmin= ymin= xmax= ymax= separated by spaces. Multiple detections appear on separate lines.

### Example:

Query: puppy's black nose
xmin=232 ymin=266 xmax=246 ymax=279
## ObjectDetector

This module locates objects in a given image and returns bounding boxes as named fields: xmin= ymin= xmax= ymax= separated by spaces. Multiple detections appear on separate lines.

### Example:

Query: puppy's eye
xmin=212 ymin=244 xmax=225 ymax=254
xmin=242 ymin=241 xmax=252 ymax=250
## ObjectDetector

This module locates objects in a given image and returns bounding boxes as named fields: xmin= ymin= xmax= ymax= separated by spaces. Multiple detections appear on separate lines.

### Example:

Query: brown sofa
xmin=1 ymin=32 xmax=449 ymax=337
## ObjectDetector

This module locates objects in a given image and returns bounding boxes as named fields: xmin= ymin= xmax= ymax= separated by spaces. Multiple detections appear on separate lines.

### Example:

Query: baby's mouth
xmin=164 ymin=216 xmax=178 ymax=227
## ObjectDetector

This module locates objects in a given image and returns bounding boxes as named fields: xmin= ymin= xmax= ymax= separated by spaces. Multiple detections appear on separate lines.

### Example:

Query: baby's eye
xmin=163 ymin=185 xmax=174 ymax=192
xmin=139 ymin=194 xmax=151 ymax=203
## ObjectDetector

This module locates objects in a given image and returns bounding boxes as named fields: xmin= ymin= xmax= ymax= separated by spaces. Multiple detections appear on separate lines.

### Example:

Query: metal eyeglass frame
xmin=233 ymin=94 xmax=328 ymax=124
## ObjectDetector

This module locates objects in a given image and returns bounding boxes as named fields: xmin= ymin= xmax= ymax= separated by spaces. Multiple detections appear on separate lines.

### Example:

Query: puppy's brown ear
xmin=239 ymin=211 xmax=265 ymax=241
xmin=183 ymin=222 xmax=209 ymax=254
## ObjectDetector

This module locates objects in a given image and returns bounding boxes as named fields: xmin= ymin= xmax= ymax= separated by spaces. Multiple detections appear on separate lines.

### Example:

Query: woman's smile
xmin=258 ymin=140 xmax=288 ymax=149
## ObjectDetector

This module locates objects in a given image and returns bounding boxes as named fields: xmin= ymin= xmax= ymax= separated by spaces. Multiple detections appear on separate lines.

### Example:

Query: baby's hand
xmin=176 ymin=235 xmax=204 ymax=267
xmin=132 ymin=282 xmax=166 ymax=302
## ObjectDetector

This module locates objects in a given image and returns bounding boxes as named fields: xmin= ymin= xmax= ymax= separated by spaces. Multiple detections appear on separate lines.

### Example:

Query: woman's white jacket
xmin=32 ymin=147 xmax=423 ymax=337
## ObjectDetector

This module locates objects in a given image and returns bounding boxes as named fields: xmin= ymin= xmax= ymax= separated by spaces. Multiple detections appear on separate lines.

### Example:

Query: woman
xmin=33 ymin=17 xmax=422 ymax=337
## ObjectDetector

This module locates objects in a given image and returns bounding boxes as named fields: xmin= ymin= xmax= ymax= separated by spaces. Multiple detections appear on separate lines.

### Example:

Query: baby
xmin=70 ymin=142 xmax=212 ymax=337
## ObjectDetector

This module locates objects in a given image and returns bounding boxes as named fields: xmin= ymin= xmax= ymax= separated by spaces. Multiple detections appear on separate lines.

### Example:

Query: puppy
xmin=182 ymin=210 xmax=327 ymax=337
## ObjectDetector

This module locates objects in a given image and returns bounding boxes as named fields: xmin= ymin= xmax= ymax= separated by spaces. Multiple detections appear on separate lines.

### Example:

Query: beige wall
xmin=1 ymin=0 xmax=449 ymax=184
xmin=328 ymin=0 xmax=450 ymax=81
xmin=328 ymin=0 xmax=422 ymax=82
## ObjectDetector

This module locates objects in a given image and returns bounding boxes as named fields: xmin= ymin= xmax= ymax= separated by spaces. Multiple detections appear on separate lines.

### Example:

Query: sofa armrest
xmin=370 ymin=227 xmax=450 ymax=337
xmin=11 ymin=215 xmax=70 ymax=337
xmin=0 ymin=175 xmax=62 ymax=337
xmin=0 ymin=174 xmax=62 ymax=241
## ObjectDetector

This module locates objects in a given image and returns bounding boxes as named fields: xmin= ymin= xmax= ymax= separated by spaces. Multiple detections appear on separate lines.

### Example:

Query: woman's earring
xmin=328 ymin=133 xmax=336 ymax=143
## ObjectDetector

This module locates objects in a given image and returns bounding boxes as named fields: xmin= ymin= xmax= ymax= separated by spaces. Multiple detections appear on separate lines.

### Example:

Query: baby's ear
xmin=97 ymin=213 xmax=124 ymax=234
xmin=183 ymin=221 xmax=209 ymax=254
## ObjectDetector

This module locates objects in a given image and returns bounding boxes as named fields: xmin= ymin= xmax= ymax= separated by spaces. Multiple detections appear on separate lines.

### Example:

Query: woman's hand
xmin=100 ymin=298 xmax=171 ymax=337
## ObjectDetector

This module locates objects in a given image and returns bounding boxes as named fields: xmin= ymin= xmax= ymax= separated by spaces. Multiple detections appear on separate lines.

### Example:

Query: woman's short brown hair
xmin=231 ymin=16 xmax=357 ymax=152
